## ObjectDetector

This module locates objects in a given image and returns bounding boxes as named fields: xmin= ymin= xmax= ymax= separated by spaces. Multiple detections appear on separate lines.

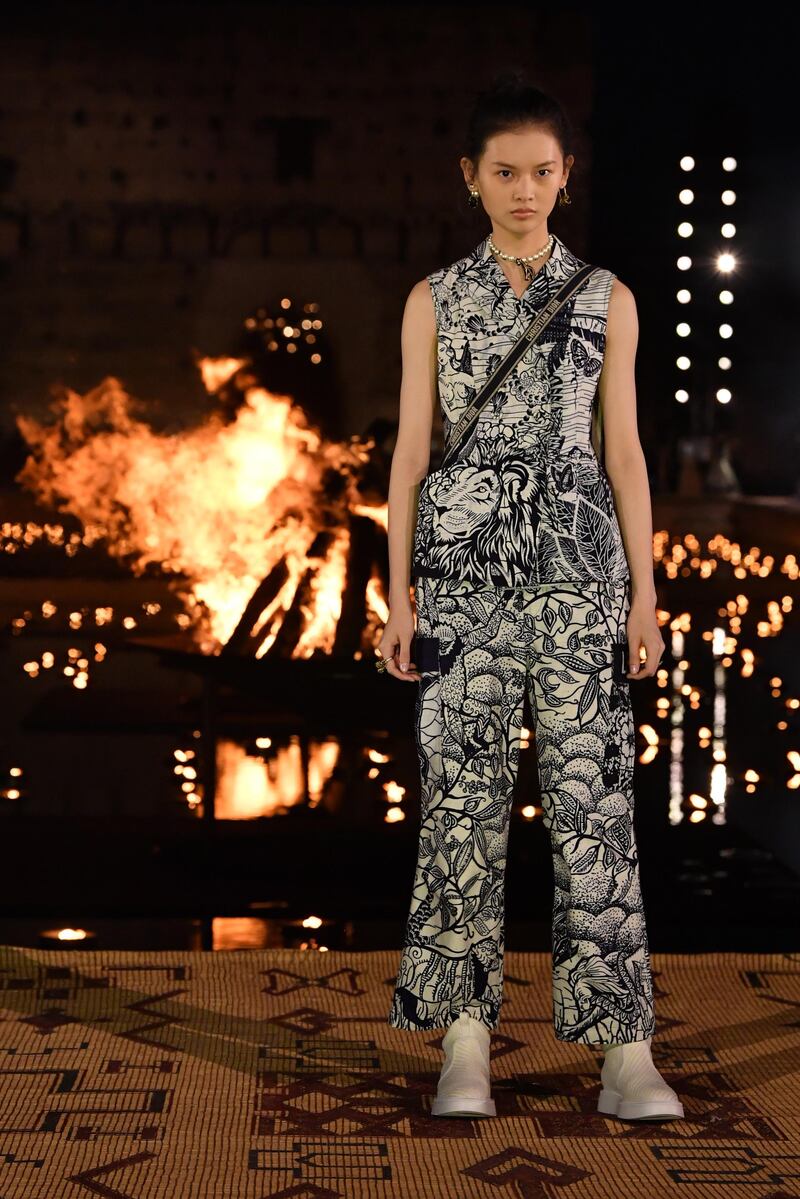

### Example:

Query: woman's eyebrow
xmin=491 ymin=160 xmax=558 ymax=167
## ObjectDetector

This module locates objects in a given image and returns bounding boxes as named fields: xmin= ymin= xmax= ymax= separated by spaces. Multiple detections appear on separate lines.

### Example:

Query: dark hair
xmin=465 ymin=69 xmax=577 ymax=170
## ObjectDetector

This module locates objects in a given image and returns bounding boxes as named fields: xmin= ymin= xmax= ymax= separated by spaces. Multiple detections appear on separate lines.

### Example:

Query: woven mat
xmin=0 ymin=946 xmax=798 ymax=1199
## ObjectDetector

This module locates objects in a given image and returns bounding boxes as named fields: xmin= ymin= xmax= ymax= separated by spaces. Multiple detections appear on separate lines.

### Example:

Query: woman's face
xmin=462 ymin=125 xmax=572 ymax=235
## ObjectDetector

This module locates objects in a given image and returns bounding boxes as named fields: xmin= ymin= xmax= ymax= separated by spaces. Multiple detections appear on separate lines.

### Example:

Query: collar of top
xmin=471 ymin=230 xmax=578 ymax=306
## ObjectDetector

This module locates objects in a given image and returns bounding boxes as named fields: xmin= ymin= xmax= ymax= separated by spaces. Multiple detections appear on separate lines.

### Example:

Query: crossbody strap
xmin=439 ymin=262 xmax=599 ymax=471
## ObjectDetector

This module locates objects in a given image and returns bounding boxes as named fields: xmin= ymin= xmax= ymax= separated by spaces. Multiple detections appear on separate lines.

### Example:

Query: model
xmin=376 ymin=71 xmax=684 ymax=1123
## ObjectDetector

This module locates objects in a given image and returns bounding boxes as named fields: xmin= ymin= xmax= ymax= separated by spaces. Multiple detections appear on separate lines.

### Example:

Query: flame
xmin=16 ymin=369 xmax=385 ymax=652
xmin=198 ymin=356 xmax=247 ymax=393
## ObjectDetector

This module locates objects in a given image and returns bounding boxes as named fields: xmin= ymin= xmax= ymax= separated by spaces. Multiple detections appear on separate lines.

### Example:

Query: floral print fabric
xmin=387 ymin=574 xmax=656 ymax=1044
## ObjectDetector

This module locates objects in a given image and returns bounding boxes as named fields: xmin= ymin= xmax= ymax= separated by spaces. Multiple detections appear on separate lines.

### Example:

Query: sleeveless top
xmin=410 ymin=231 xmax=630 ymax=587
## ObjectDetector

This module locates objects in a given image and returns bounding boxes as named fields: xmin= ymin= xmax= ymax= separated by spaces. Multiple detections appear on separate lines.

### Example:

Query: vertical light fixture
xmin=674 ymin=155 xmax=695 ymax=408
xmin=717 ymin=156 xmax=738 ymax=409
xmin=675 ymin=155 xmax=739 ymax=419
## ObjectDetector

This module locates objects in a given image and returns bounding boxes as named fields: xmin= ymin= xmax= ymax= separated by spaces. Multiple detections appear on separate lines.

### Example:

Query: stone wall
xmin=0 ymin=5 xmax=592 ymax=442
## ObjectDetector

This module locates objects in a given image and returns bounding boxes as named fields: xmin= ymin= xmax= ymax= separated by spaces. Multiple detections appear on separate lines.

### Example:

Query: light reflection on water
xmin=652 ymin=597 xmax=798 ymax=831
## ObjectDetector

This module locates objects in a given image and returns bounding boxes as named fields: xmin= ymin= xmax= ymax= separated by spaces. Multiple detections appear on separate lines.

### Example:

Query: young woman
xmin=378 ymin=73 xmax=684 ymax=1123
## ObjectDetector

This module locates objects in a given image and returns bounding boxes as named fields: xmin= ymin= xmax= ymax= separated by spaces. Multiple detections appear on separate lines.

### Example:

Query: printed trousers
xmin=387 ymin=574 xmax=656 ymax=1045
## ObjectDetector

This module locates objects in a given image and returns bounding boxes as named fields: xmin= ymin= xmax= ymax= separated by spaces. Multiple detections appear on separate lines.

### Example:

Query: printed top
xmin=411 ymin=231 xmax=630 ymax=587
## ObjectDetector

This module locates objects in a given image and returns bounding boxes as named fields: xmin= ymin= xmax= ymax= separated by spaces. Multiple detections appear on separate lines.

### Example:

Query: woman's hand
xmin=377 ymin=598 xmax=421 ymax=682
xmin=626 ymin=594 xmax=665 ymax=680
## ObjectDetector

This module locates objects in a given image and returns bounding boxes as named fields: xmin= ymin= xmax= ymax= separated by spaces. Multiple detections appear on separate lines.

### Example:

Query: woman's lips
xmin=511 ymin=210 xmax=535 ymax=216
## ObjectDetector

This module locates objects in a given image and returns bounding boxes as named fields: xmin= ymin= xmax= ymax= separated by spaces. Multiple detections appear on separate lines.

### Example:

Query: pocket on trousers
xmin=413 ymin=634 xmax=440 ymax=674
xmin=611 ymin=640 xmax=629 ymax=682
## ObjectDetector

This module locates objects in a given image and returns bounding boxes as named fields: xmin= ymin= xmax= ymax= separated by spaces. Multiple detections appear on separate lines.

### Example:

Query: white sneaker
xmin=597 ymin=1036 xmax=685 ymax=1121
xmin=431 ymin=1011 xmax=496 ymax=1118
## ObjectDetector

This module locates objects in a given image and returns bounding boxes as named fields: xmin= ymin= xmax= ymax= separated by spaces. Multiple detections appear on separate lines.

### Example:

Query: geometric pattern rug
xmin=0 ymin=946 xmax=798 ymax=1199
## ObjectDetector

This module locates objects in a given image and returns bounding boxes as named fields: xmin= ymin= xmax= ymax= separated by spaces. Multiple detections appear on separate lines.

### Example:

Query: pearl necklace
xmin=488 ymin=232 xmax=554 ymax=284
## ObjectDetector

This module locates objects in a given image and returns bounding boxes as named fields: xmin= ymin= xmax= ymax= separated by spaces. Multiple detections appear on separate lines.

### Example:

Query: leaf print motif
xmin=552 ymin=786 xmax=579 ymax=832
xmin=573 ymin=495 xmax=621 ymax=578
xmin=603 ymin=816 xmax=632 ymax=854
xmin=433 ymin=823 xmax=450 ymax=858
xmin=571 ymin=841 xmax=601 ymax=874
xmin=587 ymin=649 xmax=610 ymax=666
xmin=553 ymin=651 xmax=597 ymax=674
xmin=577 ymin=671 xmax=601 ymax=726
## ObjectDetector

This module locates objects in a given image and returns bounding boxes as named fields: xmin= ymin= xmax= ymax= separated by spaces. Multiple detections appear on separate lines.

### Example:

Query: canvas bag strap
xmin=439 ymin=262 xmax=600 ymax=471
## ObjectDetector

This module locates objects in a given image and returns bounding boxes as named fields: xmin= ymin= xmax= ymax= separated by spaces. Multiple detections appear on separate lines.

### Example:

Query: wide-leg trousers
xmin=387 ymin=573 xmax=657 ymax=1045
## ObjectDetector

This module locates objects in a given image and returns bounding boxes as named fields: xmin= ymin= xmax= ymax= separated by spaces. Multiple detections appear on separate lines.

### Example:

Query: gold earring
xmin=468 ymin=187 xmax=480 ymax=208
xmin=558 ymin=185 xmax=572 ymax=207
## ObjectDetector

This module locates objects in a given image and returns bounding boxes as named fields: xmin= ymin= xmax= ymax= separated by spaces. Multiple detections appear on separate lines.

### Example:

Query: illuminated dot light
xmin=721 ymin=222 xmax=736 ymax=237
xmin=676 ymin=356 xmax=691 ymax=370
xmin=172 ymin=745 xmax=202 ymax=808
xmin=717 ymin=252 xmax=736 ymax=271
xmin=721 ymin=189 xmax=736 ymax=205
xmin=719 ymin=356 xmax=732 ymax=370
xmin=677 ymin=256 xmax=692 ymax=270
xmin=722 ymin=157 xmax=737 ymax=171
xmin=680 ymin=156 xmax=695 ymax=170
xmin=675 ymin=389 xmax=689 ymax=404
xmin=652 ymin=534 xmax=799 ymax=584
xmin=676 ymin=322 xmax=691 ymax=337
xmin=677 ymin=289 xmax=691 ymax=303
xmin=678 ymin=188 xmax=694 ymax=204
xmin=719 ymin=323 xmax=733 ymax=339
xmin=244 ymin=302 xmax=323 ymax=363
xmin=678 ymin=221 xmax=693 ymax=237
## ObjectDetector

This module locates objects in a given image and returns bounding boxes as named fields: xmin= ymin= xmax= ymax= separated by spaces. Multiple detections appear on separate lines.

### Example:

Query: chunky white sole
xmin=597 ymin=1086 xmax=685 ymax=1121
xmin=431 ymin=1094 xmax=497 ymax=1118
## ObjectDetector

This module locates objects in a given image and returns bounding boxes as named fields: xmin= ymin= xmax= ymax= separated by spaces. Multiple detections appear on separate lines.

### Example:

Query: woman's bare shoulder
xmin=407 ymin=276 xmax=436 ymax=303
xmin=609 ymin=275 xmax=636 ymax=305
xmin=404 ymin=277 xmax=437 ymax=327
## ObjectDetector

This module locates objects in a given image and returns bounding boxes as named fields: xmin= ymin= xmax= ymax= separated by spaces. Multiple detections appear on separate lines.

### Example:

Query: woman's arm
xmin=378 ymin=278 xmax=438 ymax=680
xmin=387 ymin=279 xmax=438 ymax=603
xmin=597 ymin=278 xmax=664 ymax=678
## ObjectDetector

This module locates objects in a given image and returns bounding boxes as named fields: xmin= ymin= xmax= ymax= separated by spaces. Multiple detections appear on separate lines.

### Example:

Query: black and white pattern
xmin=411 ymin=233 xmax=629 ymax=587
xmin=387 ymin=573 xmax=656 ymax=1045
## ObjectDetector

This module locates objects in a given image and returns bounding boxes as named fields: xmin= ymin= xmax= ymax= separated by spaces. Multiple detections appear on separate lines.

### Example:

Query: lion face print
xmin=412 ymin=233 xmax=630 ymax=588
xmin=425 ymin=465 xmax=500 ymax=539
xmin=413 ymin=458 xmax=545 ymax=585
